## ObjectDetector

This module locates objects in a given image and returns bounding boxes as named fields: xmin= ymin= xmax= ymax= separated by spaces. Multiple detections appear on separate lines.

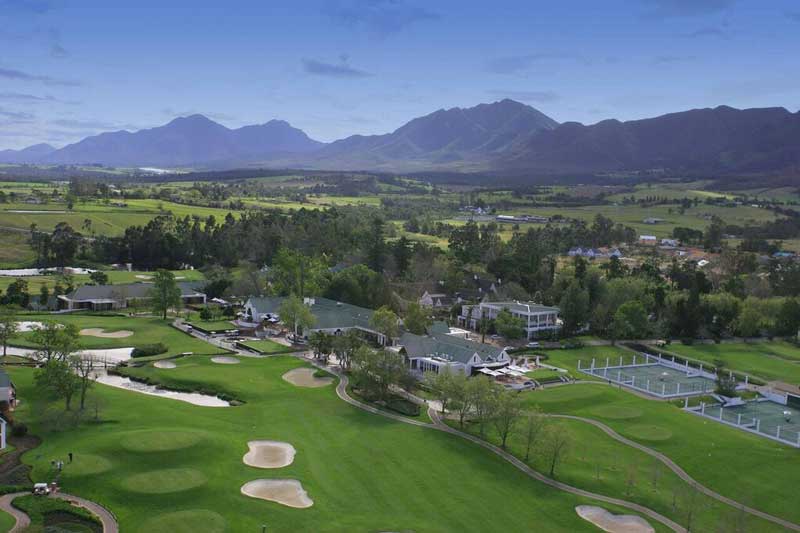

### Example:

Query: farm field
xmin=525 ymin=383 xmax=800 ymax=526
xmin=9 ymin=356 xmax=620 ymax=533
xmin=660 ymin=341 xmax=800 ymax=385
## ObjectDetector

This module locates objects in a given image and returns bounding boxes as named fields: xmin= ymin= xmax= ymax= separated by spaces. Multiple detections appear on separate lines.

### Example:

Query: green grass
xmin=526 ymin=369 xmax=566 ymax=383
xmin=0 ymin=507 xmax=15 ymax=532
xmin=0 ymin=269 xmax=203 ymax=294
xmin=10 ymin=357 xmax=617 ymax=532
xmin=524 ymin=383 xmax=800 ymax=526
xmin=13 ymin=313 xmax=225 ymax=355
xmin=239 ymin=339 xmax=296 ymax=355
xmin=660 ymin=341 xmax=800 ymax=385
xmin=0 ymin=230 xmax=36 ymax=268
xmin=450 ymin=413 xmax=781 ymax=532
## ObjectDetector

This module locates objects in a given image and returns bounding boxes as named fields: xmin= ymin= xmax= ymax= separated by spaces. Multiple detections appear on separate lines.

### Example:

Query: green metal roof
xmin=246 ymin=296 xmax=376 ymax=332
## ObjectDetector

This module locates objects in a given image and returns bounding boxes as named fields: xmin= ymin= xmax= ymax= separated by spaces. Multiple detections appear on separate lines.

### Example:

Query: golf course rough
xmin=282 ymin=367 xmax=334 ymax=387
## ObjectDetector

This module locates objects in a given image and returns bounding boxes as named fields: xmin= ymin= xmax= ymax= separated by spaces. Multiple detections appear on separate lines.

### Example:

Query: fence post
xmin=578 ymin=359 xmax=582 ymax=370
xmin=737 ymin=414 xmax=742 ymax=425
xmin=632 ymin=376 xmax=636 ymax=388
xmin=745 ymin=375 xmax=749 ymax=385
xmin=632 ymin=354 xmax=637 ymax=365
xmin=591 ymin=358 xmax=595 ymax=371
xmin=619 ymin=356 xmax=623 ymax=366
xmin=617 ymin=370 xmax=621 ymax=381
xmin=606 ymin=357 xmax=609 ymax=368
xmin=699 ymin=363 xmax=703 ymax=373
xmin=756 ymin=419 xmax=761 ymax=432
xmin=647 ymin=379 xmax=651 ymax=392
xmin=677 ymin=382 xmax=681 ymax=395
xmin=663 ymin=383 xmax=667 ymax=396
xmin=701 ymin=402 xmax=706 ymax=414
xmin=777 ymin=426 xmax=782 ymax=440
xmin=719 ymin=406 xmax=724 ymax=420
xmin=684 ymin=397 xmax=688 ymax=408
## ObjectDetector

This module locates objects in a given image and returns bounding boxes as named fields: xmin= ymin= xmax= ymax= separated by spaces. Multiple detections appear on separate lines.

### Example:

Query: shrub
xmin=131 ymin=343 xmax=168 ymax=358
xmin=386 ymin=398 xmax=420 ymax=417
xmin=11 ymin=422 xmax=27 ymax=437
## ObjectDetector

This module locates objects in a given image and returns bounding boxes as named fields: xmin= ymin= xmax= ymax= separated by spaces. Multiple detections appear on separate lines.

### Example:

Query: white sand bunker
xmin=211 ymin=356 xmax=240 ymax=364
xmin=243 ymin=440 xmax=296 ymax=469
xmin=16 ymin=321 xmax=44 ymax=332
xmin=80 ymin=328 xmax=134 ymax=338
xmin=282 ymin=367 xmax=333 ymax=388
xmin=241 ymin=479 xmax=313 ymax=508
xmin=154 ymin=361 xmax=177 ymax=369
xmin=135 ymin=274 xmax=152 ymax=280
xmin=576 ymin=506 xmax=654 ymax=533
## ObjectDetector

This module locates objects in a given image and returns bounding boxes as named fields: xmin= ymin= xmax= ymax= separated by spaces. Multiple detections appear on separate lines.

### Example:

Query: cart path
xmin=308 ymin=358 xmax=686 ymax=533
xmin=305 ymin=356 xmax=800 ymax=533
xmin=550 ymin=414 xmax=800 ymax=532
xmin=0 ymin=492 xmax=30 ymax=533
xmin=0 ymin=491 xmax=118 ymax=533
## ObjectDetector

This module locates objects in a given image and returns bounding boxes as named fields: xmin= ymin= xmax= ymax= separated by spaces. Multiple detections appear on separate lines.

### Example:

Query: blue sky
xmin=1 ymin=0 xmax=799 ymax=149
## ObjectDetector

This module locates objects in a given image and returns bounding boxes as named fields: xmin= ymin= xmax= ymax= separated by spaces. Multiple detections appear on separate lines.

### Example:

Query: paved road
xmin=0 ymin=492 xmax=31 ymax=532
xmin=306 ymin=358 xmax=686 ymax=532
xmin=0 ymin=491 xmax=118 ymax=533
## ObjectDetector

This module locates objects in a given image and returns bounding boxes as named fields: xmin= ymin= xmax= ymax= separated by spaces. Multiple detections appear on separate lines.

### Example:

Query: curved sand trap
xmin=243 ymin=440 xmax=296 ymax=469
xmin=154 ymin=360 xmax=177 ymax=369
xmin=211 ymin=356 xmax=240 ymax=364
xmin=576 ymin=506 xmax=654 ymax=533
xmin=80 ymin=328 xmax=134 ymax=338
xmin=241 ymin=479 xmax=313 ymax=508
xmin=282 ymin=367 xmax=333 ymax=388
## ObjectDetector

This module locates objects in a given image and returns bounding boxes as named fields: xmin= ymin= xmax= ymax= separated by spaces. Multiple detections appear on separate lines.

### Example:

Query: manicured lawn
xmin=0 ymin=508 xmax=15 ymax=532
xmin=661 ymin=341 xmax=800 ymax=385
xmin=526 ymin=369 xmax=566 ymax=383
xmin=13 ymin=313 xmax=225 ymax=355
xmin=10 ymin=357 xmax=615 ymax=532
xmin=0 ymin=269 xmax=203 ymax=294
xmin=450 ymin=413 xmax=782 ymax=532
xmin=532 ymin=345 xmax=632 ymax=379
xmin=239 ymin=339 xmax=296 ymax=355
xmin=524 ymin=383 xmax=800 ymax=526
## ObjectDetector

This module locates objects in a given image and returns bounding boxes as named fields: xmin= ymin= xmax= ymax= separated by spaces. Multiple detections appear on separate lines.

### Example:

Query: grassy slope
xmin=663 ymin=342 xmax=800 ymax=385
xmin=13 ymin=314 xmax=223 ymax=355
xmin=11 ymin=357 xmax=609 ymax=533
xmin=0 ymin=269 xmax=203 ymax=294
xmin=525 ymin=383 xmax=800 ymax=525
xmin=0 ymin=508 xmax=15 ymax=532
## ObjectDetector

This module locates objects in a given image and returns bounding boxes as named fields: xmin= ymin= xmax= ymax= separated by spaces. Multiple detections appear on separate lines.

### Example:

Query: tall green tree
xmin=369 ymin=306 xmax=400 ymax=343
xmin=559 ymin=281 xmax=590 ymax=336
xmin=495 ymin=308 xmax=525 ymax=339
xmin=0 ymin=309 xmax=19 ymax=358
xmin=403 ymin=302 xmax=431 ymax=335
xmin=611 ymin=301 xmax=649 ymax=341
xmin=149 ymin=269 xmax=182 ymax=320
xmin=30 ymin=321 xmax=81 ymax=362
xmin=279 ymin=295 xmax=316 ymax=338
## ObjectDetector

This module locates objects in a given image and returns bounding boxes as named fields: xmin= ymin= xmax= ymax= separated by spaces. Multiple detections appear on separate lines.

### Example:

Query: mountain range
xmin=2 ymin=100 xmax=799 ymax=176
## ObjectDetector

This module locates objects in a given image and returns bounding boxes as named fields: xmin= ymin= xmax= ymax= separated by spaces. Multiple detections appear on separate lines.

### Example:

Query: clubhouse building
xmin=58 ymin=282 xmax=207 ymax=311
xmin=242 ymin=296 xmax=389 ymax=345
xmin=458 ymin=301 xmax=560 ymax=339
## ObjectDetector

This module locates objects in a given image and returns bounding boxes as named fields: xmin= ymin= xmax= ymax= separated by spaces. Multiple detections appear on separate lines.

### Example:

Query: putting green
xmin=138 ymin=509 xmax=227 ymax=533
xmin=625 ymin=424 xmax=673 ymax=441
xmin=120 ymin=429 xmax=206 ymax=453
xmin=122 ymin=468 xmax=207 ymax=494
xmin=65 ymin=453 xmax=113 ymax=476
xmin=589 ymin=405 xmax=643 ymax=420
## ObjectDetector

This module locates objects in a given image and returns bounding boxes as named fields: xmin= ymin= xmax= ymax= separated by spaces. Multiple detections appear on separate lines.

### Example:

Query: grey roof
xmin=247 ymin=296 xmax=376 ymax=332
xmin=0 ymin=370 xmax=12 ymax=388
xmin=245 ymin=296 xmax=284 ymax=316
xmin=65 ymin=281 xmax=204 ymax=301
xmin=399 ymin=331 xmax=504 ymax=365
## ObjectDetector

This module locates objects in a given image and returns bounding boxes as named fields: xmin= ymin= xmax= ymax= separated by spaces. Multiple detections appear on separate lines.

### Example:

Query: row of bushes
xmin=131 ymin=343 xmax=168 ymax=358
xmin=111 ymin=368 xmax=243 ymax=404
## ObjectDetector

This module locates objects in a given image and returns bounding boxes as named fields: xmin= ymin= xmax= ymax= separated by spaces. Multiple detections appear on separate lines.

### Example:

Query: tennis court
xmin=581 ymin=360 xmax=716 ymax=398
xmin=699 ymin=399 xmax=800 ymax=446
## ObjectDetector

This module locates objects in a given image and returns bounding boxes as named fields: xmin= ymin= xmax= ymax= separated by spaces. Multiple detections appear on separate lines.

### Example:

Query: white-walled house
xmin=459 ymin=301 xmax=560 ymax=339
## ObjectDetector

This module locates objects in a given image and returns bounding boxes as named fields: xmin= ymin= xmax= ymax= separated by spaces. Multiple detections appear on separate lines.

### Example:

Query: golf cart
xmin=33 ymin=483 xmax=51 ymax=496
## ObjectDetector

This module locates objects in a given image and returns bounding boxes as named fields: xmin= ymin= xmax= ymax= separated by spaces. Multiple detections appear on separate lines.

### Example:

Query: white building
xmin=458 ymin=301 xmax=560 ymax=339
